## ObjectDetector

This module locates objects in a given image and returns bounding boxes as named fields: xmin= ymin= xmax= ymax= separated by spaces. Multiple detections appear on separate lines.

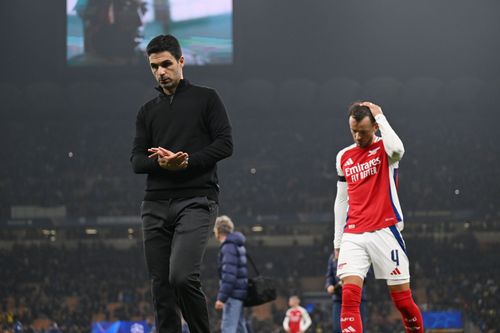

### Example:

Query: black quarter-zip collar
xmin=155 ymin=79 xmax=190 ymax=105
xmin=155 ymin=79 xmax=190 ymax=97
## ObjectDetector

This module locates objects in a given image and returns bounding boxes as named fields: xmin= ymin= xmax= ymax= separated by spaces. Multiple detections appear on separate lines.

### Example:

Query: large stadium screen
xmin=67 ymin=0 xmax=233 ymax=66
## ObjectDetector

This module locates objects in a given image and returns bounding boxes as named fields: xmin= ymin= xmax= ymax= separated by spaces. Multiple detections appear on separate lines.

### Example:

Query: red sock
xmin=341 ymin=284 xmax=363 ymax=333
xmin=390 ymin=289 xmax=424 ymax=333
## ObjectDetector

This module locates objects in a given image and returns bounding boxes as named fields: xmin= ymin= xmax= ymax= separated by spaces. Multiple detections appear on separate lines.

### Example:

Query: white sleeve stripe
xmin=388 ymin=165 xmax=403 ymax=222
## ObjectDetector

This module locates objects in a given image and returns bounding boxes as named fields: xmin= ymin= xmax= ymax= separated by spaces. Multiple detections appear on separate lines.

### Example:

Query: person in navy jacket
xmin=214 ymin=215 xmax=249 ymax=333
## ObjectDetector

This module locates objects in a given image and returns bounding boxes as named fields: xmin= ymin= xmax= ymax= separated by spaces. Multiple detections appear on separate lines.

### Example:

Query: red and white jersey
xmin=283 ymin=306 xmax=312 ymax=333
xmin=334 ymin=114 xmax=404 ymax=248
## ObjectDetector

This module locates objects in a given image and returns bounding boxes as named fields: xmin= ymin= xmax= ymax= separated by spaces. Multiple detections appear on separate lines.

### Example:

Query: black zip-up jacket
xmin=130 ymin=79 xmax=233 ymax=202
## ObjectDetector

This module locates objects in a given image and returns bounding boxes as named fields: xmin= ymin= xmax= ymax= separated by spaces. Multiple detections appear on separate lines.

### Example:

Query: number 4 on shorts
xmin=391 ymin=249 xmax=400 ymax=266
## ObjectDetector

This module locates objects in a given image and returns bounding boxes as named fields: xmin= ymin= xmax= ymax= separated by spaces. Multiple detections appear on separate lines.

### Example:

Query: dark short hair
xmin=146 ymin=34 xmax=182 ymax=60
xmin=348 ymin=102 xmax=375 ymax=123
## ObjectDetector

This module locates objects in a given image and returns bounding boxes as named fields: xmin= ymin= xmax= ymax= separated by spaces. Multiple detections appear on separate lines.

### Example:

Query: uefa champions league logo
xmin=130 ymin=323 xmax=144 ymax=333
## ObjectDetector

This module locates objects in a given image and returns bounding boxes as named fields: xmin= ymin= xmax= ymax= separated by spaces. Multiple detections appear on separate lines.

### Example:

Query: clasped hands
xmin=148 ymin=147 xmax=189 ymax=171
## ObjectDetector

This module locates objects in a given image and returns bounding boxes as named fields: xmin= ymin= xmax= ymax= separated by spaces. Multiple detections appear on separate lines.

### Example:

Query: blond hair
xmin=214 ymin=215 xmax=235 ymax=236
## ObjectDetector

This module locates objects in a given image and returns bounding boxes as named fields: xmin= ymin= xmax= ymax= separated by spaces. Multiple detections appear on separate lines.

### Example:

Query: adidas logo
xmin=368 ymin=147 xmax=381 ymax=156
xmin=390 ymin=267 xmax=402 ymax=275
xmin=342 ymin=326 xmax=357 ymax=332
xmin=343 ymin=158 xmax=354 ymax=167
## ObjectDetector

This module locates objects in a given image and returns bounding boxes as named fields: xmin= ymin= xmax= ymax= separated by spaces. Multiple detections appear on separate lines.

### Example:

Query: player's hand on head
xmin=359 ymin=101 xmax=383 ymax=117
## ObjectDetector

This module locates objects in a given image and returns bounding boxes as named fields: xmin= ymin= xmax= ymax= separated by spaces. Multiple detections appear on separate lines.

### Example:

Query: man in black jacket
xmin=131 ymin=34 xmax=233 ymax=333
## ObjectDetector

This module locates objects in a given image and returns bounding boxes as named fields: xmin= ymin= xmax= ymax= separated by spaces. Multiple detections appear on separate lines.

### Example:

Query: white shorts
xmin=337 ymin=225 xmax=410 ymax=285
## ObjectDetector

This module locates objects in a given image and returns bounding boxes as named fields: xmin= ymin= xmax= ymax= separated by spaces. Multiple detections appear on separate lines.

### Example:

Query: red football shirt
xmin=284 ymin=306 xmax=311 ymax=333
xmin=337 ymin=136 xmax=403 ymax=233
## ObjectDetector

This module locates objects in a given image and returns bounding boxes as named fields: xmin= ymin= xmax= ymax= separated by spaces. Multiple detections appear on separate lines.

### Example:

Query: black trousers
xmin=141 ymin=197 xmax=218 ymax=333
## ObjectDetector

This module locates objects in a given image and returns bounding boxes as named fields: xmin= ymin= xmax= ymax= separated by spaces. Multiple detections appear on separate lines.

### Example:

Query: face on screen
xmin=67 ymin=0 xmax=233 ymax=65
xmin=349 ymin=116 xmax=378 ymax=148
xmin=112 ymin=0 xmax=146 ymax=40
xmin=99 ymin=0 xmax=145 ymax=54
xmin=149 ymin=51 xmax=185 ymax=94
xmin=76 ymin=0 xmax=146 ymax=61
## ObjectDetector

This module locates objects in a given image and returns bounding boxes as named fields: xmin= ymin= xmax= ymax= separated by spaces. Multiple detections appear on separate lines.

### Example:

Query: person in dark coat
xmin=214 ymin=215 xmax=248 ymax=333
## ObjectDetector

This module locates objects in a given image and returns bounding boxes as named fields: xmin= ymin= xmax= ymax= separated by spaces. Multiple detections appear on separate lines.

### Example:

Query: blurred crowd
xmin=1 ymin=229 xmax=498 ymax=333
xmin=1 ymin=77 xmax=499 ymax=223
xmin=1 ymin=76 xmax=499 ymax=332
